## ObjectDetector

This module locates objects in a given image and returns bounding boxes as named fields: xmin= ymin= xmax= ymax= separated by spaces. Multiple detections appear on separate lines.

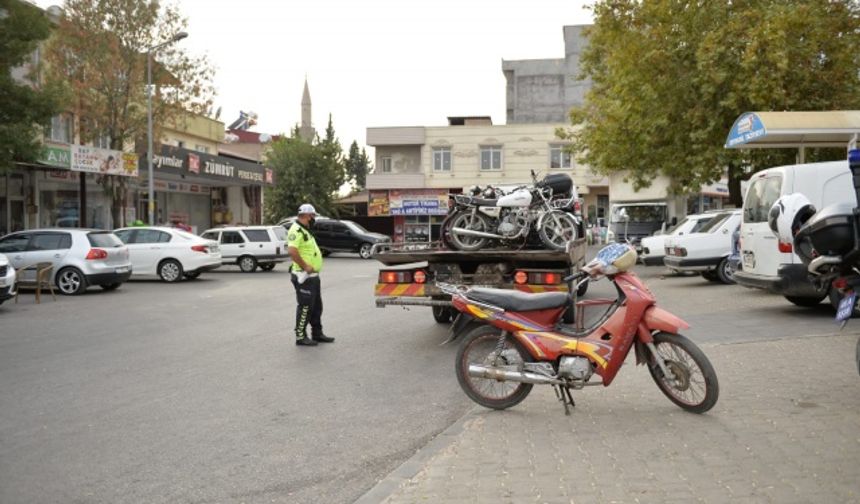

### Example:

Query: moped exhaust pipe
xmin=451 ymin=227 xmax=504 ymax=240
xmin=468 ymin=364 xmax=563 ymax=385
xmin=808 ymin=255 xmax=843 ymax=275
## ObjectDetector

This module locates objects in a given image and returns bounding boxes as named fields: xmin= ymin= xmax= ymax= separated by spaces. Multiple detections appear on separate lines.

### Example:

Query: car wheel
xmin=184 ymin=271 xmax=201 ymax=280
xmin=57 ymin=267 xmax=87 ymax=295
xmin=238 ymin=255 xmax=258 ymax=273
xmin=829 ymin=287 xmax=860 ymax=318
xmin=716 ymin=258 xmax=736 ymax=284
xmin=359 ymin=243 xmax=373 ymax=259
xmin=100 ymin=283 xmax=122 ymax=291
xmin=158 ymin=259 xmax=183 ymax=282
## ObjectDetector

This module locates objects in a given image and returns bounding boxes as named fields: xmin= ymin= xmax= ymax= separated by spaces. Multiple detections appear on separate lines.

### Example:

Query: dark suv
xmin=282 ymin=219 xmax=390 ymax=259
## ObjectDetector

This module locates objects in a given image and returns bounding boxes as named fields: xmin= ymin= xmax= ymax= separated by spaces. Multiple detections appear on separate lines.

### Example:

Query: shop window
xmin=405 ymin=215 xmax=430 ymax=242
xmin=480 ymin=146 xmax=502 ymax=171
xmin=549 ymin=144 xmax=572 ymax=169
xmin=433 ymin=147 xmax=451 ymax=172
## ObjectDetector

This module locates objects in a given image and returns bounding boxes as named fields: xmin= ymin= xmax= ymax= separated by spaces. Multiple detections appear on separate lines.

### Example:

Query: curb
xmin=353 ymin=407 xmax=478 ymax=504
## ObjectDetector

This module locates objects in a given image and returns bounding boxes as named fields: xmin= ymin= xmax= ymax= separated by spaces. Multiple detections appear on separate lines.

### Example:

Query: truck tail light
xmin=191 ymin=245 xmax=207 ymax=253
xmin=514 ymin=271 xmax=528 ymax=284
xmin=413 ymin=270 xmax=427 ymax=284
xmin=778 ymin=240 xmax=793 ymax=253
xmin=515 ymin=271 xmax=563 ymax=285
xmin=379 ymin=271 xmax=412 ymax=283
xmin=85 ymin=248 xmax=108 ymax=260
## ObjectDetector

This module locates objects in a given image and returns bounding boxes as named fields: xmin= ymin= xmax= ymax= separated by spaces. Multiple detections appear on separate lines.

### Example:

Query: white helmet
xmin=768 ymin=193 xmax=816 ymax=243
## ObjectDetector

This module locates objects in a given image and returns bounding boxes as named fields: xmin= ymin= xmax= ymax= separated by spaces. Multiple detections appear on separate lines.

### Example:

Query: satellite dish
xmin=259 ymin=133 xmax=272 ymax=144
xmin=215 ymin=106 xmax=222 ymax=120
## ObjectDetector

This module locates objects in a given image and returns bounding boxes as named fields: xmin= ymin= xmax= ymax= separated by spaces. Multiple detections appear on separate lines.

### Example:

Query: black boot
xmin=296 ymin=337 xmax=318 ymax=346
xmin=312 ymin=334 xmax=335 ymax=343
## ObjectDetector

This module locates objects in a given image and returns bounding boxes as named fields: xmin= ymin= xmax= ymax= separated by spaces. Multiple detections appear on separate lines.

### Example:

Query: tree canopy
xmin=0 ymin=0 xmax=65 ymax=172
xmin=264 ymin=127 xmax=347 ymax=223
xmin=345 ymin=140 xmax=371 ymax=190
xmin=561 ymin=0 xmax=860 ymax=205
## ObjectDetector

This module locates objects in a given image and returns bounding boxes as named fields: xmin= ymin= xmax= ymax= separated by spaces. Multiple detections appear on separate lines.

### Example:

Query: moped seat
xmin=468 ymin=287 xmax=569 ymax=312
xmin=471 ymin=197 xmax=498 ymax=206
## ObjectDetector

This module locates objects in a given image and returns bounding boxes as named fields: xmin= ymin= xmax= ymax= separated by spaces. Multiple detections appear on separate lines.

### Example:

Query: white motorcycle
xmin=448 ymin=172 xmax=580 ymax=252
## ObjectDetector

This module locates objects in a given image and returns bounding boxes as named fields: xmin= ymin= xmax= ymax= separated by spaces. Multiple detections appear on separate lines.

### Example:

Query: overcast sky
xmin=35 ymin=0 xmax=593 ymax=153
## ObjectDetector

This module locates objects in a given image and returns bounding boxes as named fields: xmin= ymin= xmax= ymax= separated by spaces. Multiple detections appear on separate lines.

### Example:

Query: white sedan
xmin=113 ymin=227 xmax=221 ymax=282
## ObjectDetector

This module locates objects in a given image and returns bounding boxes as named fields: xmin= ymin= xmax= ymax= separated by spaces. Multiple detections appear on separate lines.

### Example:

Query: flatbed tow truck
xmin=372 ymin=238 xmax=589 ymax=324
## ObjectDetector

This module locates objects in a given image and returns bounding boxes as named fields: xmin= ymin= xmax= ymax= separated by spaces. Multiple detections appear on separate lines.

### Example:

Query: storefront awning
xmin=725 ymin=111 xmax=860 ymax=149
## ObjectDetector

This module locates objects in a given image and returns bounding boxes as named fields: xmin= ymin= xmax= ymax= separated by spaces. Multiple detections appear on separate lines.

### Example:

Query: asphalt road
xmin=0 ymin=250 xmax=850 ymax=504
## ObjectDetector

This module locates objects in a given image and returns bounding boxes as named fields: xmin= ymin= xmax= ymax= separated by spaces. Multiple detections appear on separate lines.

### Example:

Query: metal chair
xmin=15 ymin=262 xmax=56 ymax=304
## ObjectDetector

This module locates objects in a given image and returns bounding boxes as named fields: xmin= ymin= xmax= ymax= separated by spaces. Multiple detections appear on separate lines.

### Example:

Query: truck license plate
xmin=836 ymin=293 xmax=856 ymax=323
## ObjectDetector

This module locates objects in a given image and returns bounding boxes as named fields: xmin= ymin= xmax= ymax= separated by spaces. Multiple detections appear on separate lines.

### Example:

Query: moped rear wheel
xmin=449 ymin=212 xmax=491 ymax=251
xmin=455 ymin=325 xmax=534 ymax=410
xmin=647 ymin=332 xmax=719 ymax=414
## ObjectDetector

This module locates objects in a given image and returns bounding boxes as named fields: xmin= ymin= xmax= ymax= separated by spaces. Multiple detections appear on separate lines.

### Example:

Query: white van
xmin=735 ymin=160 xmax=857 ymax=307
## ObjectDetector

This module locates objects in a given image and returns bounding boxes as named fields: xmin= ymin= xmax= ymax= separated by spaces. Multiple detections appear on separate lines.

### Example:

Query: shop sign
xmin=726 ymin=113 xmax=767 ymax=147
xmin=368 ymin=190 xmax=390 ymax=216
xmin=153 ymin=179 xmax=211 ymax=195
xmin=71 ymin=145 xmax=138 ymax=177
xmin=44 ymin=169 xmax=79 ymax=181
xmin=39 ymin=144 xmax=71 ymax=168
xmin=144 ymin=144 xmax=274 ymax=185
xmin=389 ymin=189 xmax=448 ymax=216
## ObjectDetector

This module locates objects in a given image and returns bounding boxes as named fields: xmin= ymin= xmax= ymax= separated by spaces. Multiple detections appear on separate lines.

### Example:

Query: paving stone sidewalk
xmin=364 ymin=333 xmax=860 ymax=504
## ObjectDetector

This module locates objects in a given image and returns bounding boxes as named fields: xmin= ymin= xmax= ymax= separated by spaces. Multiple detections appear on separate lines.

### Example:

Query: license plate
xmin=0 ymin=278 xmax=5 ymax=287
xmin=115 ymin=267 xmax=129 ymax=274
xmin=836 ymin=292 xmax=856 ymax=323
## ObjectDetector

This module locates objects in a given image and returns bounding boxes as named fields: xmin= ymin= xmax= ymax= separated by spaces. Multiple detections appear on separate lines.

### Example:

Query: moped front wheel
xmin=647 ymin=332 xmax=719 ymax=414
xmin=455 ymin=325 xmax=534 ymax=410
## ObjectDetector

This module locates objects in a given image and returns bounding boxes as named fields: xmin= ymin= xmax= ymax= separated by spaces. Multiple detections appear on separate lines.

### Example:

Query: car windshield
xmin=699 ymin=213 xmax=731 ymax=233
xmin=343 ymin=221 xmax=368 ymax=234
xmin=610 ymin=205 xmax=666 ymax=223
xmin=665 ymin=218 xmax=689 ymax=235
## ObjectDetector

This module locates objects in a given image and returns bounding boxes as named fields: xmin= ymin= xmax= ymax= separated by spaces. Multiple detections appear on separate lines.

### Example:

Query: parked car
xmin=734 ymin=161 xmax=857 ymax=308
xmin=200 ymin=226 xmax=288 ymax=272
xmin=663 ymin=210 xmax=742 ymax=284
xmin=639 ymin=212 xmax=715 ymax=266
xmin=0 ymin=253 xmax=17 ymax=305
xmin=113 ymin=226 xmax=221 ymax=282
xmin=312 ymin=219 xmax=391 ymax=259
xmin=0 ymin=229 xmax=132 ymax=295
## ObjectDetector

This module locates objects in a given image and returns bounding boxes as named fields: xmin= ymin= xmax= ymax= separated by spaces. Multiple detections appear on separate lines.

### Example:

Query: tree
xmin=45 ymin=0 xmax=214 ymax=225
xmin=264 ymin=133 xmax=345 ymax=223
xmin=345 ymin=140 xmax=371 ymax=190
xmin=561 ymin=0 xmax=860 ymax=205
xmin=0 ymin=0 xmax=66 ymax=173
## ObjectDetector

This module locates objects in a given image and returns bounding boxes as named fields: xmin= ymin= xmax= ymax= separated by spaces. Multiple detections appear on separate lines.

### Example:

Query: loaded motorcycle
xmin=441 ymin=243 xmax=719 ymax=415
xmin=446 ymin=171 xmax=580 ymax=252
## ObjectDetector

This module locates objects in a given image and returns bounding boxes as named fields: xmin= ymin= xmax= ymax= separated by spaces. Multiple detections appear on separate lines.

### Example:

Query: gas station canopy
xmin=725 ymin=111 xmax=860 ymax=150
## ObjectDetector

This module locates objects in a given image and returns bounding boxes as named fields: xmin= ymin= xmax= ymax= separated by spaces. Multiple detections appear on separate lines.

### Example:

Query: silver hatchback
xmin=0 ymin=229 xmax=132 ymax=295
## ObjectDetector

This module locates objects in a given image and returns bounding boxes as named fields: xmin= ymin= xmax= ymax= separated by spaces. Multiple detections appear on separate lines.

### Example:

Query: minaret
xmin=299 ymin=77 xmax=313 ymax=142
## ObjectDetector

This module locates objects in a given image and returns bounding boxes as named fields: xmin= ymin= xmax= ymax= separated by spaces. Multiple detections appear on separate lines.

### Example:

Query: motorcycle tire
xmin=537 ymin=210 xmax=578 ymax=251
xmin=455 ymin=325 xmax=534 ymax=410
xmin=449 ymin=212 xmax=491 ymax=252
xmin=439 ymin=210 xmax=460 ymax=250
xmin=647 ymin=332 xmax=719 ymax=414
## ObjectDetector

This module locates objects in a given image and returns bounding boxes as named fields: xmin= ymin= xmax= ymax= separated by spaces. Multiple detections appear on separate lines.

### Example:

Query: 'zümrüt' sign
xmin=143 ymin=144 xmax=274 ymax=185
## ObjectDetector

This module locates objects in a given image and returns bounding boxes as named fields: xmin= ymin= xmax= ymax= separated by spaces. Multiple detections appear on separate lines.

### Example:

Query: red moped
xmin=444 ymin=244 xmax=719 ymax=415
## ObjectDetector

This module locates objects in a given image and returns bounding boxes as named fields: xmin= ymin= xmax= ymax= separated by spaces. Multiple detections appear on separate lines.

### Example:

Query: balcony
xmin=366 ymin=172 xmax=426 ymax=190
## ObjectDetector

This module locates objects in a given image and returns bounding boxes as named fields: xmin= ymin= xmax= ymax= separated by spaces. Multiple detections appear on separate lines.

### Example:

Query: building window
xmin=195 ymin=144 xmax=210 ymax=154
xmin=176 ymin=140 xmax=185 ymax=149
xmin=94 ymin=131 xmax=111 ymax=149
xmin=49 ymin=114 xmax=73 ymax=143
xmin=550 ymin=144 xmax=572 ymax=169
xmin=381 ymin=157 xmax=392 ymax=173
xmin=433 ymin=147 xmax=451 ymax=172
xmin=480 ymin=145 xmax=502 ymax=171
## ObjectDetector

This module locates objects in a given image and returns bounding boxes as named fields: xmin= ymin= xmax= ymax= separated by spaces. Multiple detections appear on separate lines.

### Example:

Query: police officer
xmin=287 ymin=204 xmax=334 ymax=346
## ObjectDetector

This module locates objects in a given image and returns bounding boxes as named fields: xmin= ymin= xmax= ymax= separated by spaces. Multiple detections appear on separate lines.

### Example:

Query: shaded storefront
xmin=140 ymin=144 xmax=274 ymax=233
xmin=367 ymin=189 xmax=451 ymax=242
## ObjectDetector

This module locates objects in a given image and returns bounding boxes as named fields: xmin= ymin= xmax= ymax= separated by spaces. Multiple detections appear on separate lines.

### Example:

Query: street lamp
xmin=147 ymin=31 xmax=188 ymax=225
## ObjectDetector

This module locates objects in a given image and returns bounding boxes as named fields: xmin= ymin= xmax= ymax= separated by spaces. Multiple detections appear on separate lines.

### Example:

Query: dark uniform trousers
xmin=291 ymin=273 xmax=323 ymax=339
